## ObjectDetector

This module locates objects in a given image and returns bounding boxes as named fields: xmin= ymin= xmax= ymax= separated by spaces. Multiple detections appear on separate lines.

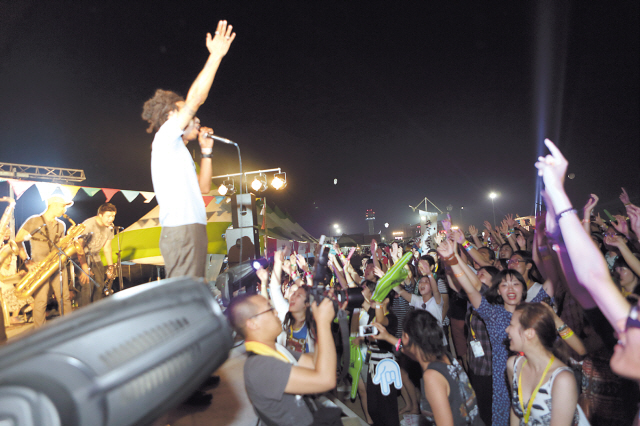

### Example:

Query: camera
xmin=309 ymin=244 xmax=364 ymax=311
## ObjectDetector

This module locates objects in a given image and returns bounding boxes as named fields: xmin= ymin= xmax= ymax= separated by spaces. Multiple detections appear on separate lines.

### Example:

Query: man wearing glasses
xmin=227 ymin=294 xmax=341 ymax=426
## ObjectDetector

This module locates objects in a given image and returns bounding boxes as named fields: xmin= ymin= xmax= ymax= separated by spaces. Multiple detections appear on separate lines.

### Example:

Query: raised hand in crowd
xmin=611 ymin=215 xmax=630 ymax=239
xmin=516 ymin=233 xmax=527 ymax=251
xmin=441 ymin=216 xmax=452 ymax=234
xmin=620 ymin=187 xmax=631 ymax=206
xmin=627 ymin=204 xmax=640 ymax=240
xmin=256 ymin=267 xmax=269 ymax=299
xmin=582 ymin=194 xmax=599 ymax=233
xmin=468 ymin=225 xmax=482 ymax=248
xmin=535 ymin=138 xmax=631 ymax=335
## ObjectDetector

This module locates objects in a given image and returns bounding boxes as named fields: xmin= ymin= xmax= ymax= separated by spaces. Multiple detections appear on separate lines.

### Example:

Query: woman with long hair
xmin=373 ymin=309 xmax=483 ymax=426
xmin=506 ymin=303 xmax=589 ymax=425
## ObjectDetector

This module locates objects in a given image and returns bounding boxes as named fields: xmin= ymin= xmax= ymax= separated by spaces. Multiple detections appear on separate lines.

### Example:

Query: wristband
xmin=201 ymin=147 xmax=213 ymax=155
xmin=443 ymin=254 xmax=458 ymax=266
xmin=395 ymin=338 xmax=403 ymax=352
xmin=556 ymin=323 xmax=568 ymax=333
xmin=557 ymin=208 xmax=577 ymax=222
xmin=201 ymin=153 xmax=212 ymax=159
xmin=454 ymin=272 xmax=464 ymax=278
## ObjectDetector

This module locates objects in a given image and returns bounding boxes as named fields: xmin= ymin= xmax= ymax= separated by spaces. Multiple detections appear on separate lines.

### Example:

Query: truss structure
xmin=0 ymin=162 xmax=85 ymax=183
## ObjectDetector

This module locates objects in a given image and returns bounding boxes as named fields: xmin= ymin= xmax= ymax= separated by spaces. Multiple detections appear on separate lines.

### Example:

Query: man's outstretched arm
xmin=174 ymin=20 xmax=236 ymax=130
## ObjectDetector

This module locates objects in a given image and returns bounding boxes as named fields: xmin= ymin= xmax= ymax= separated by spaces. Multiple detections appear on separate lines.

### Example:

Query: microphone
xmin=204 ymin=133 xmax=238 ymax=146
xmin=23 ymin=223 xmax=47 ymax=241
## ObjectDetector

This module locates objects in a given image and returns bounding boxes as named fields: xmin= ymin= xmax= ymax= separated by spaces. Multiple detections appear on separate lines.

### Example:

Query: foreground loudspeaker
xmin=0 ymin=277 xmax=233 ymax=426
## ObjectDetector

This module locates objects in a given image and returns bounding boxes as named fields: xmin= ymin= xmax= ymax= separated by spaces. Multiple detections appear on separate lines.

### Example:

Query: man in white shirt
xmin=142 ymin=20 xmax=235 ymax=279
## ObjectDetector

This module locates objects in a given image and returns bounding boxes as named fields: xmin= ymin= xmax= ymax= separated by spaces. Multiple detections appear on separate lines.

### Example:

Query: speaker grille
xmin=99 ymin=317 xmax=190 ymax=368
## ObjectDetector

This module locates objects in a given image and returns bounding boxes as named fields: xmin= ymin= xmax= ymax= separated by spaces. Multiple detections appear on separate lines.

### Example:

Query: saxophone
xmin=14 ymin=215 xmax=86 ymax=299
xmin=0 ymin=197 xmax=18 ymax=265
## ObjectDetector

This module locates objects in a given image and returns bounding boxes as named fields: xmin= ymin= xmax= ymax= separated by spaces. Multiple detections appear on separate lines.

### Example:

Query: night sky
xmin=1 ymin=1 xmax=638 ymax=237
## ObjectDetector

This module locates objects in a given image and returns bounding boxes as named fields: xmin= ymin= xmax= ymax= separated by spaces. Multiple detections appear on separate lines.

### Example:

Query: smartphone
xmin=359 ymin=325 xmax=379 ymax=337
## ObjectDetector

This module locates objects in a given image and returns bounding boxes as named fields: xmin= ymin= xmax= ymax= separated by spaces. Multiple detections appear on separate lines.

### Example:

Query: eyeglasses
xmin=626 ymin=305 xmax=640 ymax=331
xmin=249 ymin=306 xmax=275 ymax=319
xmin=604 ymin=233 xmax=621 ymax=237
xmin=507 ymin=259 xmax=522 ymax=265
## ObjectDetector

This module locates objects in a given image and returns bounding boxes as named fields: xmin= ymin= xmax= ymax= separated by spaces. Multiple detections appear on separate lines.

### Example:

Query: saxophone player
xmin=15 ymin=196 xmax=73 ymax=327
xmin=75 ymin=203 xmax=117 ymax=307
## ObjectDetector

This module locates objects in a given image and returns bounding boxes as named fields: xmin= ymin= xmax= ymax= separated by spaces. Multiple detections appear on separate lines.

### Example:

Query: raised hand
xmin=282 ymin=259 xmax=292 ymax=275
xmin=483 ymin=221 xmax=493 ymax=231
xmin=436 ymin=238 xmax=455 ymax=258
xmin=516 ymin=234 xmax=527 ymax=250
xmin=620 ymin=187 xmax=631 ymax=206
xmin=505 ymin=214 xmax=517 ymax=228
xmin=433 ymin=233 xmax=444 ymax=245
xmin=451 ymin=228 xmax=466 ymax=244
xmin=468 ymin=225 xmax=478 ymax=237
xmin=583 ymin=194 xmax=599 ymax=214
xmin=206 ymin=20 xmax=236 ymax=58
xmin=611 ymin=215 xmax=630 ymax=238
xmin=296 ymin=254 xmax=308 ymax=272
xmin=604 ymin=234 xmax=625 ymax=248
xmin=373 ymin=266 xmax=385 ymax=278
xmin=256 ymin=267 xmax=269 ymax=282
xmin=499 ymin=221 xmax=509 ymax=235
xmin=534 ymin=138 xmax=568 ymax=195
xmin=627 ymin=205 xmax=640 ymax=240
xmin=594 ymin=213 xmax=606 ymax=228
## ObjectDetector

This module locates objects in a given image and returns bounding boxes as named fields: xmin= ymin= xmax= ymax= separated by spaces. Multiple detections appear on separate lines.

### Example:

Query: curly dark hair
xmin=141 ymin=89 xmax=184 ymax=133
xmin=402 ymin=309 xmax=445 ymax=362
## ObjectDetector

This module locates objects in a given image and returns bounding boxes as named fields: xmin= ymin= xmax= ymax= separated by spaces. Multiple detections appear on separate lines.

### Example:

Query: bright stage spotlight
xmin=250 ymin=174 xmax=267 ymax=192
xmin=271 ymin=172 xmax=286 ymax=190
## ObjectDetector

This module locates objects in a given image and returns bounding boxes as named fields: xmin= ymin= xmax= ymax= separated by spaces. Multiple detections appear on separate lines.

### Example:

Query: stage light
xmin=251 ymin=174 xmax=267 ymax=192
xmin=218 ymin=183 xmax=228 ymax=196
xmin=271 ymin=172 xmax=286 ymax=190
xmin=217 ymin=179 xmax=236 ymax=197
xmin=334 ymin=224 xmax=339 ymax=229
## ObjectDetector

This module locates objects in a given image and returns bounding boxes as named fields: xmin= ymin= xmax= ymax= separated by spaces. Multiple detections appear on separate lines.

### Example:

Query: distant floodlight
xmin=336 ymin=229 xmax=342 ymax=234
xmin=333 ymin=224 xmax=339 ymax=229
xmin=489 ymin=192 xmax=497 ymax=200
xmin=384 ymin=223 xmax=389 ymax=228
xmin=334 ymin=179 xmax=337 ymax=185
xmin=272 ymin=172 xmax=287 ymax=190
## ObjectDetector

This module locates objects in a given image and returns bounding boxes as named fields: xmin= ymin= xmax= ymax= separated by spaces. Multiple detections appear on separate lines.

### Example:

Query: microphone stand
xmin=207 ymin=134 xmax=243 ymax=296
xmin=114 ymin=227 xmax=124 ymax=293
xmin=34 ymin=228 xmax=100 ymax=315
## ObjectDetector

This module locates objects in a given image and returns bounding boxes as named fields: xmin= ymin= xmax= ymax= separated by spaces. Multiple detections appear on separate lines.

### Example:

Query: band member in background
xmin=142 ymin=20 xmax=235 ymax=279
xmin=15 ymin=196 xmax=73 ymax=327
xmin=76 ymin=203 xmax=117 ymax=307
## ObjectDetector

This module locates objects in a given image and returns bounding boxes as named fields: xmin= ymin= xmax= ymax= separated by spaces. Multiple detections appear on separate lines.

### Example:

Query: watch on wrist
xmin=202 ymin=153 xmax=212 ymax=159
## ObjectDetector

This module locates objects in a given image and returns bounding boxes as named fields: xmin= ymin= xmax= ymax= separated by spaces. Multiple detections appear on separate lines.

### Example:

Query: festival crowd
xmin=228 ymin=139 xmax=640 ymax=426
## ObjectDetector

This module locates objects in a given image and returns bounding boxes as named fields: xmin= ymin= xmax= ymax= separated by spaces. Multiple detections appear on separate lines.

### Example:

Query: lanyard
xmin=518 ymin=356 xmax=555 ymax=424
xmin=245 ymin=341 xmax=291 ymax=363
xmin=469 ymin=313 xmax=476 ymax=340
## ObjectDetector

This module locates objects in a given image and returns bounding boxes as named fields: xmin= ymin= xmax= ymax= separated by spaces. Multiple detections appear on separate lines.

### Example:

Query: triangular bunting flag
xmin=34 ymin=182 xmax=59 ymax=201
xmin=120 ymin=190 xmax=140 ymax=203
xmin=8 ymin=179 xmax=35 ymax=200
xmin=140 ymin=191 xmax=155 ymax=203
xmin=82 ymin=187 xmax=101 ymax=197
xmin=203 ymin=196 xmax=214 ymax=207
xmin=215 ymin=196 xmax=225 ymax=204
xmin=102 ymin=188 xmax=120 ymax=202
xmin=60 ymin=185 xmax=82 ymax=200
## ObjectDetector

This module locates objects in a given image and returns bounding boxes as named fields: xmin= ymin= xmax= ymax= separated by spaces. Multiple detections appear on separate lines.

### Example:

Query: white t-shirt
xmin=151 ymin=117 xmax=206 ymax=227
xmin=410 ymin=294 xmax=447 ymax=345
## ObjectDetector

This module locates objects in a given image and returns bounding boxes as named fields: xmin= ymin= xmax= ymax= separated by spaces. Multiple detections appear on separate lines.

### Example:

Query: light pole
xmin=489 ymin=192 xmax=497 ymax=228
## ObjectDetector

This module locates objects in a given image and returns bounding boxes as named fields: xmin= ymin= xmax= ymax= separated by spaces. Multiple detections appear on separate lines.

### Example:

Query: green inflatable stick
xmin=372 ymin=251 xmax=413 ymax=302
xmin=603 ymin=209 xmax=615 ymax=222
xmin=348 ymin=337 xmax=363 ymax=400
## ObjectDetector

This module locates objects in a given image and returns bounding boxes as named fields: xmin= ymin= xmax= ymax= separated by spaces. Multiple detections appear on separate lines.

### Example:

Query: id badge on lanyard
xmin=470 ymin=340 xmax=484 ymax=358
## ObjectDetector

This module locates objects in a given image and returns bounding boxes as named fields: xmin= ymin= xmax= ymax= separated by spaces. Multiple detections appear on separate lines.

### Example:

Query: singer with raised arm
xmin=142 ymin=20 xmax=235 ymax=279
xmin=75 ymin=203 xmax=117 ymax=307
xmin=15 ymin=196 xmax=73 ymax=327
